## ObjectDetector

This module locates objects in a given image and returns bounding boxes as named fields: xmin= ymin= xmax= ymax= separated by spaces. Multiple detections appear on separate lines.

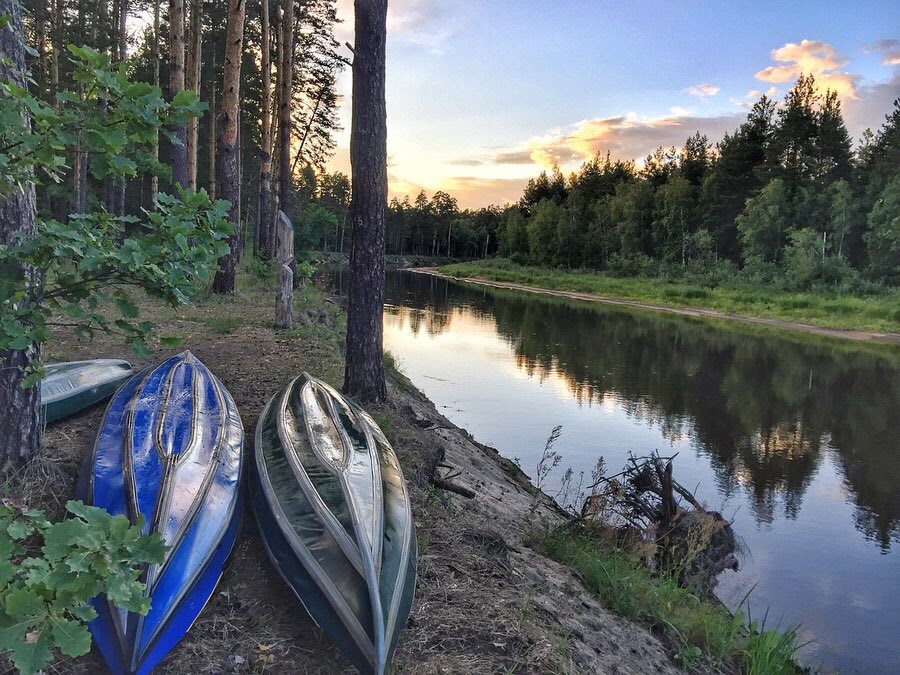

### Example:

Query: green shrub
xmin=0 ymin=500 xmax=167 ymax=674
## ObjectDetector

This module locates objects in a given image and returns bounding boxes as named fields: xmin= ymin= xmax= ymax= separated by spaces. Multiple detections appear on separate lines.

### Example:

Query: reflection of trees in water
xmin=379 ymin=271 xmax=899 ymax=550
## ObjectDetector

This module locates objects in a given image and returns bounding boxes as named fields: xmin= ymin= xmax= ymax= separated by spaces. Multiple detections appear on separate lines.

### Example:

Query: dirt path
xmin=412 ymin=268 xmax=900 ymax=345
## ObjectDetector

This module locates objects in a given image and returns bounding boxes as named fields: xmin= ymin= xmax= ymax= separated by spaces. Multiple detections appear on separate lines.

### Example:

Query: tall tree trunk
xmin=257 ymin=0 xmax=273 ymax=259
xmin=150 ymin=0 xmax=160 ymax=205
xmin=185 ymin=0 xmax=201 ymax=189
xmin=343 ymin=0 xmax=388 ymax=404
xmin=276 ymin=0 xmax=293 ymax=214
xmin=211 ymin=0 xmax=245 ymax=294
xmin=168 ymin=0 xmax=188 ymax=189
xmin=50 ymin=0 xmax=66 ymax=220
xmin=0 ymin=0 xmax=42 ymax=471
xmin=208 ymin=52 xmax=217 ymax=200
xmin=117 ymin=0 xmax=128 ymax=58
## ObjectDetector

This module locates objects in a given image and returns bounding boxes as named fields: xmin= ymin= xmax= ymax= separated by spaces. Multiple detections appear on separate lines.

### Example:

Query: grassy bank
xmin=532 ymin=527 xmax=804 ymax=674
xmin=438 ymin=260 xmax=900 ymax=334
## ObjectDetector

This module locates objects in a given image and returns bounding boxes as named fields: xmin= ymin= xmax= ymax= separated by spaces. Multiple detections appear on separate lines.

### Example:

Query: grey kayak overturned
xmin=249 ymin=373 xmax=417 ymax=675
xmin=41 ymin=359 xmax=133 ymax=423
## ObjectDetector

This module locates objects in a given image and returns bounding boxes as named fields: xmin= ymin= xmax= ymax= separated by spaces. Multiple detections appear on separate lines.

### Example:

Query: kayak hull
xmin=41 ymin=359 xmax=133 ymax=423
xmin=78 ymin=351 xmax=244 ymax=675
xmin=250 ymin=374 xmax=416 ymax=675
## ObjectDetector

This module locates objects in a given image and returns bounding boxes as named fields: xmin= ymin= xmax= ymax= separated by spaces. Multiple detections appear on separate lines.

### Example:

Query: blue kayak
xmin=78 ymin=351 xmax=244 ymax=675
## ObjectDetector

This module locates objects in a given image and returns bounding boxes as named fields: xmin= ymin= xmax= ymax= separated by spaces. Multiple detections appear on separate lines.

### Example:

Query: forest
xmin=16 ymin=0 xmax=897 ymax=295
xmin=18 ymin=0 xmax=346 ymax=270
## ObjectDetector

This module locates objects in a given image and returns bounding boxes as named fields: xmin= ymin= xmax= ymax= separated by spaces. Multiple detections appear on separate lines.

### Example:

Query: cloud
xmin=843 ymin=71 xmax=900 ymax=138
xmin=686 ymin=83 xmax=720 ymax=98
xmin=865 ymin=39 xmax=900 ymax=67
xmin=496 ymin=113 xmax=745 ymax=172
xmin=669 ymin=106 xmax=691 ymax=116
xmin=755 ymin=39 xmax=859 ymax=98
xmin=730 ymin=86 xmax=779 ymax=109
xmin=336 ymin=0 xmax=464 ymax=47
xmin=442 ymin=177 xmax=529 ymax=208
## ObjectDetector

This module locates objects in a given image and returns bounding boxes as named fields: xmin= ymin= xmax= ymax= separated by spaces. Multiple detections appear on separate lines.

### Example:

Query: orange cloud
xmin=500 ymin=112 xmax=743 ymax=172
xmin=686 ymin=83 xmax=720 ymax=98
xmin=755 ymin=39 xmax=859 ymax=99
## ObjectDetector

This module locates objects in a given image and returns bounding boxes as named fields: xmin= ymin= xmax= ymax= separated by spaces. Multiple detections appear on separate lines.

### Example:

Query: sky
xmin=326 ymin=0 xmax=900 ymax=208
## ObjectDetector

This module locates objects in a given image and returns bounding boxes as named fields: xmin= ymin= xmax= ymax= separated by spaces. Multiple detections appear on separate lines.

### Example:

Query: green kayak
xmin=250 ymin=373 xmax=417 ymax=675
xmin=41 ymin=359 xmax=133 ymax=423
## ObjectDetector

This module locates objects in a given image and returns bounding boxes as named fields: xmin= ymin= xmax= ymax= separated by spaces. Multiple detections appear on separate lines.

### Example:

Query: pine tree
xmin=343 ymin=0 xmax=388 ymax=403
xmin=212 ymin=0 xmax=247 ymax=294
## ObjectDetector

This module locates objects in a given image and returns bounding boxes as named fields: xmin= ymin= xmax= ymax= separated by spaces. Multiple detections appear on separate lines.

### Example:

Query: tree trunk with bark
xmin=211 ymin=0 xmax=245 ymax=294
xmin=208 ymin=52 xmax=216 ymax=200
xmin=185 ymin=0 xmax=201 ymax=189
xmin=168 ymin=0 xmax=188 ymax=189
xmin=343 ymin=0 xmax=388 ymax=403
xmin=150 ymin=0 xmax=160 ymax=205
xmin=276 ymin=0 xmax=293 ymax=214
xmin=0 ymin=0 xmax=43 ymax=471
xmin=257 ymin=0 xmax=273 ymax=259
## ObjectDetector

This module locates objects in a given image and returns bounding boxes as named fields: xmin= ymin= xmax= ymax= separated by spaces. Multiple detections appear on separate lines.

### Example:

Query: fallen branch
xmin=432 ymin=478 xmax=476 ymax=499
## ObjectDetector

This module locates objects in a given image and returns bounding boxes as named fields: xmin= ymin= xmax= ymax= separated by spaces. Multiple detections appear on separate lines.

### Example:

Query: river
xmin=333 ymin=269 xmax=899 ymax=672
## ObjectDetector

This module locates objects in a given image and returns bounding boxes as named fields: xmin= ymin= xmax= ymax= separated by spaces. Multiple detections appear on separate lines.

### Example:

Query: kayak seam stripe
xmin=282 ymin=378 xmax=366 ymax=576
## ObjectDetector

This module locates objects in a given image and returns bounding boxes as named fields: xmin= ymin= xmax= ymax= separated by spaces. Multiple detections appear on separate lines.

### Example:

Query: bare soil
xmin=6 ymin=277 xmax=682 ymax=674
xmin=415 ymin=268 xmax=900 ymax=345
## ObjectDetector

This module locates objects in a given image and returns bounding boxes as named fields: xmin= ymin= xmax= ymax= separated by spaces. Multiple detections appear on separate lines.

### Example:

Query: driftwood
xmin=584 ymin=452 xmax=700 ymax=530
xmin=432 ymin=478 xmax=476 ymax=499
xmin=582 ymin=452 xmax=736 ymax=594
xmin=274 ymin=209 xmax=293 ymax=329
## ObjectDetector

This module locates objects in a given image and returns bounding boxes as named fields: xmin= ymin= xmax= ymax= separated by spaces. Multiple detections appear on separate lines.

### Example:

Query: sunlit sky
xmin=327 ymin=0 xmax=900 ymax=208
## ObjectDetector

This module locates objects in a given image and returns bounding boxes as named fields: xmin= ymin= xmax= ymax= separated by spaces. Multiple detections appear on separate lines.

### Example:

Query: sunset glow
xmin=328 ymin=1 xmax=899 ymax=207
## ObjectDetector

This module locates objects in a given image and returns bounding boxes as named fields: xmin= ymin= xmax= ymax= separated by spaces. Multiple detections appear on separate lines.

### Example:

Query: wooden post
xmin=275 ymin=209 xmax=294 ymax=329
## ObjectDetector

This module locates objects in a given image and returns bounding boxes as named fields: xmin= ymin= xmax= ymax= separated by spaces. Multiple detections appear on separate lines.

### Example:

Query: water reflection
xmin=330 ymin=269 xmax=900 ymax=671
xmin=378 ymin=271 xmax=899 ymax=551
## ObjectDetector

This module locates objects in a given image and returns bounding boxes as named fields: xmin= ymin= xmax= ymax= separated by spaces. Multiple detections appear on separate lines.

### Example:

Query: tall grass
xmin=438 ymin=260 xmax=900 ymax=333
xmin=532 ymin=528 xmax=804 ymax=673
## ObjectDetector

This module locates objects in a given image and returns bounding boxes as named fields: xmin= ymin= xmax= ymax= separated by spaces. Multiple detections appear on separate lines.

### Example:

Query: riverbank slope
xmin=431 ymin=260 xmax=900 ymax=341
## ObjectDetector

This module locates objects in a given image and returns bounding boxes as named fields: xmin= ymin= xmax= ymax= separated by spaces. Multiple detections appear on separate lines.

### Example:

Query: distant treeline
xmin=496 ymin=77 xmax=899 ymax=290
xmin=300 ymin=75 xmax=898 ymax=289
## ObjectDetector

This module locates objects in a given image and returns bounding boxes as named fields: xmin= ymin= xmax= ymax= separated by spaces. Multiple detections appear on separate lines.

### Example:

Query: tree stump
xmin=275 ymin=210 xmax=294 ymax=329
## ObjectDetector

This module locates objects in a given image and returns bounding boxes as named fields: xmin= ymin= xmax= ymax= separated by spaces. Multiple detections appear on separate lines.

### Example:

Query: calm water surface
xmin=334 ymin=270 xmax=899 ymax=672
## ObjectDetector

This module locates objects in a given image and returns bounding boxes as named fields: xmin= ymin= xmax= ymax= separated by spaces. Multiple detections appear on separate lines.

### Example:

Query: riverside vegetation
xmin=437 ymin=258 xmax=900 ymax=334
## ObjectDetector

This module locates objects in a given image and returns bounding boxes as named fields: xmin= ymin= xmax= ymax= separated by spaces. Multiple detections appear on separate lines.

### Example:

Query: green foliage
xmin=782 ymin=228 xmax=822 ymax=289
xmin=0 ymin=45 xmax=203 ymax=195
xmin=397 ymin=84 xmax=899 ymax=290
xmin=1 ymin=191 xmax=231 ymax=381
xmin=247 ymin=256 xmax=276 ymax=282
xmin=296 ymin=260 xmax=315 ymax=283
xmin=736 ymin=178 xmax=790 ymax=266
xmin=532 ymin=527 xmax=803 ymax=674
xmin=0 ymin=500 xmax=166 ymax=675
xmin=865 ymin=174 xmax=900 ymax=283
xmin=0 ymin=43 xmax=230 ymax=383
xmin=295 ymin=204 xmax=338 ymax=250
